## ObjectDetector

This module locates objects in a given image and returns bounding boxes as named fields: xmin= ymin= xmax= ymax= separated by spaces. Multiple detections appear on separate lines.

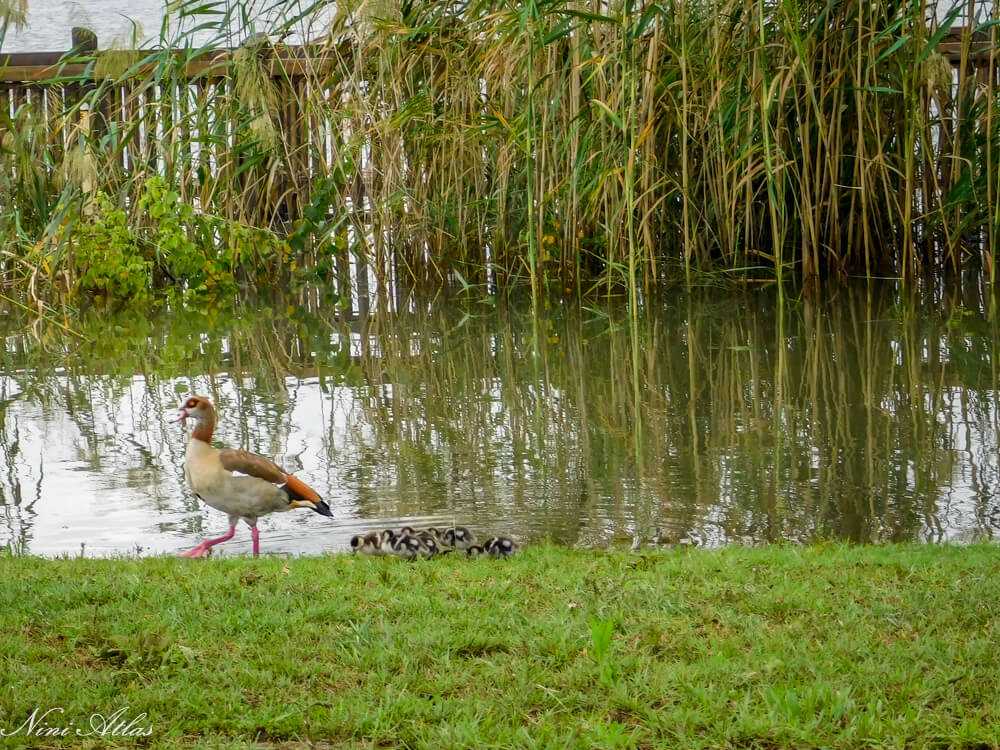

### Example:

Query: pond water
xmin=1 ymin=284 xmax=999 ymax=557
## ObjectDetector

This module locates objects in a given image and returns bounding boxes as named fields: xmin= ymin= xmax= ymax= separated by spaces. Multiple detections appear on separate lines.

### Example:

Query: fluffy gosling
xmin=482 ymin=536 xmax=519 ymax=558
xmin=440 ymin=526 xmax=477 ymax=550
xmin=388 ymin=534 xmax=424 ymax=559
xmin=350 ymin=532 xmax=384 ymax=556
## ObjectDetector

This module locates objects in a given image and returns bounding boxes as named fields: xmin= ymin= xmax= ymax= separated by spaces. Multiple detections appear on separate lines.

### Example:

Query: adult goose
xmin=173 ymin=395 xmax=331 ymax=557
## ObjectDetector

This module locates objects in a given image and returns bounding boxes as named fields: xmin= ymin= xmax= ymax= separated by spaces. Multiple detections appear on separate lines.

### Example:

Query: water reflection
xmin=1 ymin=284 xmax=998 ymax=556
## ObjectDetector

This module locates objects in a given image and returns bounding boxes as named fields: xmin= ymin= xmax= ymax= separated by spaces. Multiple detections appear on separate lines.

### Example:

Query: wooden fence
xmin=2 ymin=24 xmax=994 ymax=143
xmin=0 ymin=28 xmax=357 ymax=229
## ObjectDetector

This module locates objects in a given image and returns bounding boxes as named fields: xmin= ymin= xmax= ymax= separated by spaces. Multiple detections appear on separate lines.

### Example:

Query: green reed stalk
xmin=522 ymin=0 xmax=540 ymax=306
xmin=989 ymin=0 xmax=998 ymax=284
xmin=679 ymin=0 xmax=692 ymax=284
xmin=623 ymin=1 xmax=643 ymax=479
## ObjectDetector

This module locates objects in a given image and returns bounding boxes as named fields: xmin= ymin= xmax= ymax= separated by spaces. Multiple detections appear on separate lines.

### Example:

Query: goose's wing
xmin=218 ymin=449 xmax=325 ymax=505
xmin=219 ymin=449 xmax=287 ymax=484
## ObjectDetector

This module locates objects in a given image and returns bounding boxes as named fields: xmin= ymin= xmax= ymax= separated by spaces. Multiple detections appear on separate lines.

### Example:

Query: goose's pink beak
xmin=171 ymin=408 xmax=188 ymax=425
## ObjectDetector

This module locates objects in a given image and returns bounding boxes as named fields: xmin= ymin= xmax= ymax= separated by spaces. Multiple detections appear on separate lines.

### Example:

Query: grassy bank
xmin=2 ymin=544 xmax=998 ymax=748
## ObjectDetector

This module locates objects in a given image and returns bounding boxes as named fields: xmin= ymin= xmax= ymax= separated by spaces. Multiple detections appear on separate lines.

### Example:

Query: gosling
xmin=439 ymin=526 xmax=477 ymax=550
xmin=392 ymin=534 xmax=439 ymax=560
xmin=350 ymin=532 xmax=384 ymax=556
xmin=482 ymin=536 xmax=519 ymax=558
xmin=417 ymin=534 xmax=440 ymax=558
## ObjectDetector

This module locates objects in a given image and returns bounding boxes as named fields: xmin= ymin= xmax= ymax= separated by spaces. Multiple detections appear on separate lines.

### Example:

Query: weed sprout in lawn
xmin=589 ymin=616 xmax=617 ymax=687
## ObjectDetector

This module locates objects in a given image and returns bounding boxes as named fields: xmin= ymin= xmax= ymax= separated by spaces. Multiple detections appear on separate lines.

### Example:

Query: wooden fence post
xmin=66 ymin=27 xmax=96 ymax=109
xmin=71 ymin=27 xmax=98 ymax=55
xmin=67 ymin=27 xmax=104 ymax=139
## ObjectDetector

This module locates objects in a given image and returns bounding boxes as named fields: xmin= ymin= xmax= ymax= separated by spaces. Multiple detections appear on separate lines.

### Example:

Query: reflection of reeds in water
xmin=1 ymin=286 xmax=999 ymax=547
xmin=328 ymin=287 xmax=1000 ymax=543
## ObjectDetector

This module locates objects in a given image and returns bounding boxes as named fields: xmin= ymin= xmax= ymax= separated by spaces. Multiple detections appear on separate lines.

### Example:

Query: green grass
xmin=2 ymin=544 xmax=999 ymax=748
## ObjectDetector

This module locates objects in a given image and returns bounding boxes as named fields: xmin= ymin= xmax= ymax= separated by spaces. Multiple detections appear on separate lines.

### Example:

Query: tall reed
xmin=0 ymin=0 xmax=998 ymax=298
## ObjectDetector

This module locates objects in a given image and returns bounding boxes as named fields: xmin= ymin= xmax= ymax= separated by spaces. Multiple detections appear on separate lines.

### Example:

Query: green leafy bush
xmin=71 ymin=194 xmax=151 ymax=300
xmin=138 ymin=177 xmax=235 ymax=295
xmin=136 ymin=177 xmax=288 ymax=297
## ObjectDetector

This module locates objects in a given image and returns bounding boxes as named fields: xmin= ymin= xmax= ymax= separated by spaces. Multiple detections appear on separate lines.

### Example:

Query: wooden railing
xmin=0 ymin=28 xmax=357 ymax=228
xmin=1 ymin=24 xmax=994 ymax=79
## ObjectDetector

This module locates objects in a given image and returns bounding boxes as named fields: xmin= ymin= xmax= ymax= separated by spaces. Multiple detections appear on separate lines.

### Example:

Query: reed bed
xmin=0 ymin=0 xmax=998 ymax=299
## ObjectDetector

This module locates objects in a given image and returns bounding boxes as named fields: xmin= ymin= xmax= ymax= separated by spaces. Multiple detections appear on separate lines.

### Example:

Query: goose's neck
xmin=191 ymin=408 xmax=216 ymax=443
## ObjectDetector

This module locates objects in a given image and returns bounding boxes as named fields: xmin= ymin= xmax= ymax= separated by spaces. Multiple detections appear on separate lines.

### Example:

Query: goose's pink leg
xmin=178 ymin=526 xmax=236 ymax=558
xmin=250 ymin=526 xmax=260 ymax=557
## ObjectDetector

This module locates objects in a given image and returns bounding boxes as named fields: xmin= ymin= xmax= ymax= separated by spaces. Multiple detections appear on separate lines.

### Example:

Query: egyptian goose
xmin=172 ymin=395 xmax=332 ymax=557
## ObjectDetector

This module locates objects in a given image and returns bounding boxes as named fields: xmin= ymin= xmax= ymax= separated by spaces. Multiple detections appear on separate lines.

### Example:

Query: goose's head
xmin=173 ymin=395 xmax=214 ymax=426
